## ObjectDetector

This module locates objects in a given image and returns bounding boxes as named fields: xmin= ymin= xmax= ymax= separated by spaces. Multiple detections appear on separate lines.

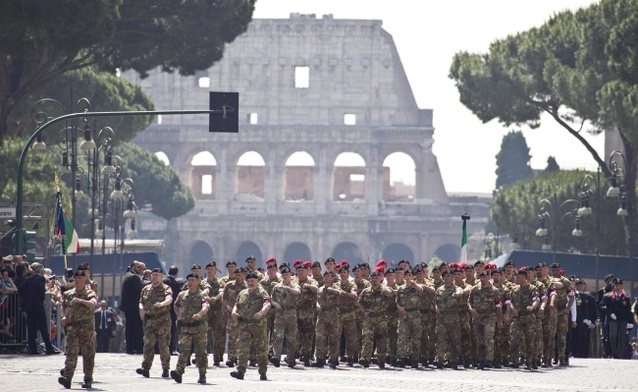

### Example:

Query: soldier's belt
xmin=419 ymin=309 xmax=432 ymax=314
xmin=180 ymin=320 xmax=205 ymax=327
xmin=66 ymin=321 xmax=92 ymax=328
xmin=145 ymin=311 xmax=170 ymax=320
xmin=403 ymin=308 xmax=419 ymax=312
xmin=321 ymin=307 xmax=337 ymax=312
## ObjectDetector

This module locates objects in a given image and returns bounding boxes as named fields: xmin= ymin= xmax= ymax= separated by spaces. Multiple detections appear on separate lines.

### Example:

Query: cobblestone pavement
xmin=1 ymin=354 xmax=635 ymax=392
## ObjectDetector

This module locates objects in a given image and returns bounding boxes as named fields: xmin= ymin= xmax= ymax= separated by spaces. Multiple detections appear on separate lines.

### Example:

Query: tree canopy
xmin=495 ymin=130 xmax=533 ymax=189
xmin=449 ymin=0 xmax=638 ymax=259
xmin=0 ymin=0 xmax=256 ymax=141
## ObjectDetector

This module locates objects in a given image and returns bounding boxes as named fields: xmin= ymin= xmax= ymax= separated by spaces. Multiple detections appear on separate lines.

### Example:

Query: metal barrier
xmin=0 ymin=292 xmax=27 ymax=351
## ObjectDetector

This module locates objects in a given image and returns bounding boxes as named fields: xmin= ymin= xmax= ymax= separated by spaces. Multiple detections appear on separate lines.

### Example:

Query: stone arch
xmin=235 ymin=241 xmax=263 ymax=267
xmin=333 ymin=152 xmax=366 ymax=202
xmin=283 ymin=242 xmax=312 ymax=263
xmin=382 ymin=152 xmax=416 ymax=202
xmin=236 ymin=151 xmax=265 ymax=201
xmin=433 ymin=244 xmax=460 ymax=263
xmin=284 ymin=151 xmax=315 ymax=201
xmin=190 ymin=151 xmax=217 ymax=200
xmin=382 ymin=243 xmax=415 ymax=265
xmin=189 ymin=240 xmax=214 ymax=265
xmin=155 ymin=151 xmax=170 ymax=166
xmin=331 ymin=242 xmax=364 ymax=266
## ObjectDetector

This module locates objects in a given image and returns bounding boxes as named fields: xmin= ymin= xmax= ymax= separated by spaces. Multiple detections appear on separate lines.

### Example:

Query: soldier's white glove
xmin=610 ymin=313 xmax=617 ymax=320
xmin=583 ymin=319 xmax=591 ymax=327
xmin=627 ymin=323 xmax=634 ymax=330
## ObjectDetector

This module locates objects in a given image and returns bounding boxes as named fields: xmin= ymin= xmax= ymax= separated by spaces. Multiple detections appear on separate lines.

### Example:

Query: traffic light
xmin=22 ymin=230 xmax=37 ymax=260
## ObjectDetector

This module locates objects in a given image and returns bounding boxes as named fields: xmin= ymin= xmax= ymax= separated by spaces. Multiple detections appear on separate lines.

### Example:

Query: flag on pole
xmin=54 ymin=175 xmax=80 ymax=254
xmin=460 ymin=210 xmax=471 ymax=263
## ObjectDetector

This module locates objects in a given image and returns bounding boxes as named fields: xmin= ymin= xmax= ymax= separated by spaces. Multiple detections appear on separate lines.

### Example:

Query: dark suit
xmin=18 ymin=273 xmax=54 ymax=353
xmin=94 ymin=308 xmax=116 ymax=352
xmin=120 ymin=271 xmax=144 ymax=354
xmin=163 ymin=275 xmax=183 ymax=353
xmin=572 ymin=291 xmax=596 ymax=357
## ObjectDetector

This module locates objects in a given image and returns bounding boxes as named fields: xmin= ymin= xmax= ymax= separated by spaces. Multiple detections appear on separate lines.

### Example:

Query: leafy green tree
xmin=545 ymin=156 xmax=560 ymax=173
xmin=449 ymin=0 xmax=638 ymax=260
xmin=0 ymin=0 xmax=256 ymax=141
xmin=491 ymin=170 xmax=625 ymax=255
xmin=495 ymin=130 xmax=533 ymax=188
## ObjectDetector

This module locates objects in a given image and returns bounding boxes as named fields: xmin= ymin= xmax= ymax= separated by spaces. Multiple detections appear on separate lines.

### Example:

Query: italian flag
xmin=460 ymin=212 xmax=470 ymax=263
xmin=62 ymin=212 xmax=80 ymax=254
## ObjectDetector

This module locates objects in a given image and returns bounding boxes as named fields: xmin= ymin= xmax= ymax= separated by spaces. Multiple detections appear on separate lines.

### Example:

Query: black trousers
xmin=96 ymin=329 xmax=111 ymax=352
xmin=124 ymin=310 xmax=143 ymax=353
xmin=26 ymin=309 xmax=53 ymax=353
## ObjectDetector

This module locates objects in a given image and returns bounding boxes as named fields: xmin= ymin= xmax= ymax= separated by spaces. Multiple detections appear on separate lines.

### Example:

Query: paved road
xmin=2 ymin=353 xmax=635 ymax=392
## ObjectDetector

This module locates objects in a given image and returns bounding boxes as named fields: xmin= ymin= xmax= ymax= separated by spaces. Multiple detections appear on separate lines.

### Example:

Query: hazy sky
xmin=253 ymin=0 xmax=602 ymax=194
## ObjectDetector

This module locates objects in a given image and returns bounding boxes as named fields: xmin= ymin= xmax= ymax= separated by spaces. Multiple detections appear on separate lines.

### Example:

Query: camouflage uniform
xmin=457 ymin=280 xmax=475 ymax=365
xmin=507 ymin=284 xmax=539 ymax=367
xmin=435 ymin=284 xmax=462 ymax=364
xmin=61 ymin=287 xmax=97 ymax=384
xmin=385 ymin=282 xmax=399 ymax=364
xmin=271 ymin=280 xmax=300 ymax=361
xmin=315 ymin=283 xmax=341 ymax=364
xmin=205 ymin=276 xmax=224 ymax=363
xmin=553 ymin=275 xmax=573 ymax=362
xmin=222 ymin=279 xmax=247 ymax=363
xmin=296 ymin=277 xmax=318 ymax=363
xmin=529 ymin=279 xmax=547 ymax=363
xmin=358 ymin=285 xmax=389 ymax=364
xmin=337 ymin=277 xmax=358 ymax=363
xmin=260 ymin=275 xmax=281 ymax=357
xmin=174 ymin=288 xmax=208 ymax=376
xmin=235 ymin=286 xmax=271 ymax=377
xmin=140 ymin=283 xmax=173 ymax=373
xmin=354 ymin=278 xmax=371 ymax=358
xmin=396 ymin=282 xmax=422 ymax=361
xmin=494 ymin=280 xmax=513 ymax=365
xmin=468 ymin=282 xmax=502 ymax=364
xmin=540 ymin=276 xmax=558 ymax=365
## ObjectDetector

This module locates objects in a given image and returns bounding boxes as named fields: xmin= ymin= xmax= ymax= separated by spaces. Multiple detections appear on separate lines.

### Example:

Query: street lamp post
xmin=535 ymin=193 xmax=582 ymax=263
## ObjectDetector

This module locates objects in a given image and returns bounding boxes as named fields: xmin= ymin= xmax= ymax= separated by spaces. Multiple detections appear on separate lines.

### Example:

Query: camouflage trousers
xmin=315 ymin=310 xmax=340 ymax=362
xmin=142 ymin=315 xmax=171 ymax=371
xmin=338 ymin=311 xmax=357 ymax=361
xmin=533 ymin=312 xmax=543 ymax=361
xmin=273 ymin=310 xmax=298 ymax=360
xmin=556 ymin=310 xmax=569 ymax=361
xmin=176 ymin=327 xmax=207 ymax=375
xmin=473 ymin=316 xmax=496 ymax=362
xmin=226 ymin=313 xmax=239 ymax=361
xmin=207 ymin=309 xmax=225 ymax=359
xmin=297 ymin=316 xmax=315 ymax=361
xmin=355 ymin=311 xmax=364 ymax=357
xmin=361 ymin=316 xmax=388 ymax=362
xmin=542 ymin=307 xmax=557 ymax=364
xmin=397 ymin=310 xmax=422 ymax=359
xmin=509 ymin=314 xmax=536 ymax=365
xmin=387 ymin=315 xmax=398 ymax=361
xmin=436 ymin=319 xmax=460 ymax=363
xmin=459 ymin=313 xmax=476 ymax=362
xmin=495 ymin=317 xmax=511 ymax=364
xmin=237 ymin=321 xmax=268 ymax=375
xmin=419 ymin=311 xmax=436 ymax=362
xmin=63 ymin=324 xmax=96 ymax=382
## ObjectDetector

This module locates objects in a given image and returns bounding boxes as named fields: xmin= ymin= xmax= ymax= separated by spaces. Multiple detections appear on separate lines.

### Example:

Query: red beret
xmin=374 ymin=266 xmax=385 ymax=273
xmin=484 ymin=263 xmax=497 ymax=270
xmin=266 ymin=257 xmax=277 ymax=265
xmin=304 ymin=261 xmax=312 ymax=269
xmin=449 ymin=263 xmax=458 ymax=269
xmin=341 ymin=259 xmax=348 ymax=265
xmin=293 ymin=259 xmax=303 ymax=268
xmin=458 ymin=263 xmax=467 ymax=269
xmin=560 ymin=269 xmax=565 ymax=276
xmin=376 ymin=259 xmax=387 ymax=267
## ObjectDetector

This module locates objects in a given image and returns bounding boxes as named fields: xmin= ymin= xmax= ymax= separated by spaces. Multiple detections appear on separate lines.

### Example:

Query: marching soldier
xmin=491 ymin=267 xmax=510 ymax=368
xmin=58 ymin=270 xmax=98 ymax=389
xmin=506 ymin=269 xmax=540 ymax=370
xmin=337 ymin=263 xmax=358 ymax=366
xmin=222 ymin=266 xmax=247 ymax=367
xmin=384 ymin=268 xmax=400 ymax=366
xmin=454 ymin=266 xmax=474 ymax=368
xmin=415 ymin=265 xmax=436 ymax=366
xmin=434 ymin=270 xmax=462 ymax=369
xmin=171 ymin=273 xmax=209 ymax=384
xmin=314 ymin=270 xmax=342 ymax=368
xmin=260 ymin=257 xmax=281 ymax=359
xmin=230 ymin=272 xmax=271 ymax=381
xmin=468 ymin=270 xmax=502 ymax=369
xmin=551 ymin=263 xmax=574 ymax=366
xmin=358 ymin=270 xmax=393 ymax=368
xmin=294 ymin=259 xmax=318 ymax=366
xmin=270 ymin=265 xmax=300 ymax=367
xmin=395 ymin=268 xmax=424 ymax=368
xmin=137 ymin=268 xmax=173 ymax=378
xmin=353 ymin=264 xmax=371 ymax=361
xmin=204 ymin=261 xmax=225 ymax=366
